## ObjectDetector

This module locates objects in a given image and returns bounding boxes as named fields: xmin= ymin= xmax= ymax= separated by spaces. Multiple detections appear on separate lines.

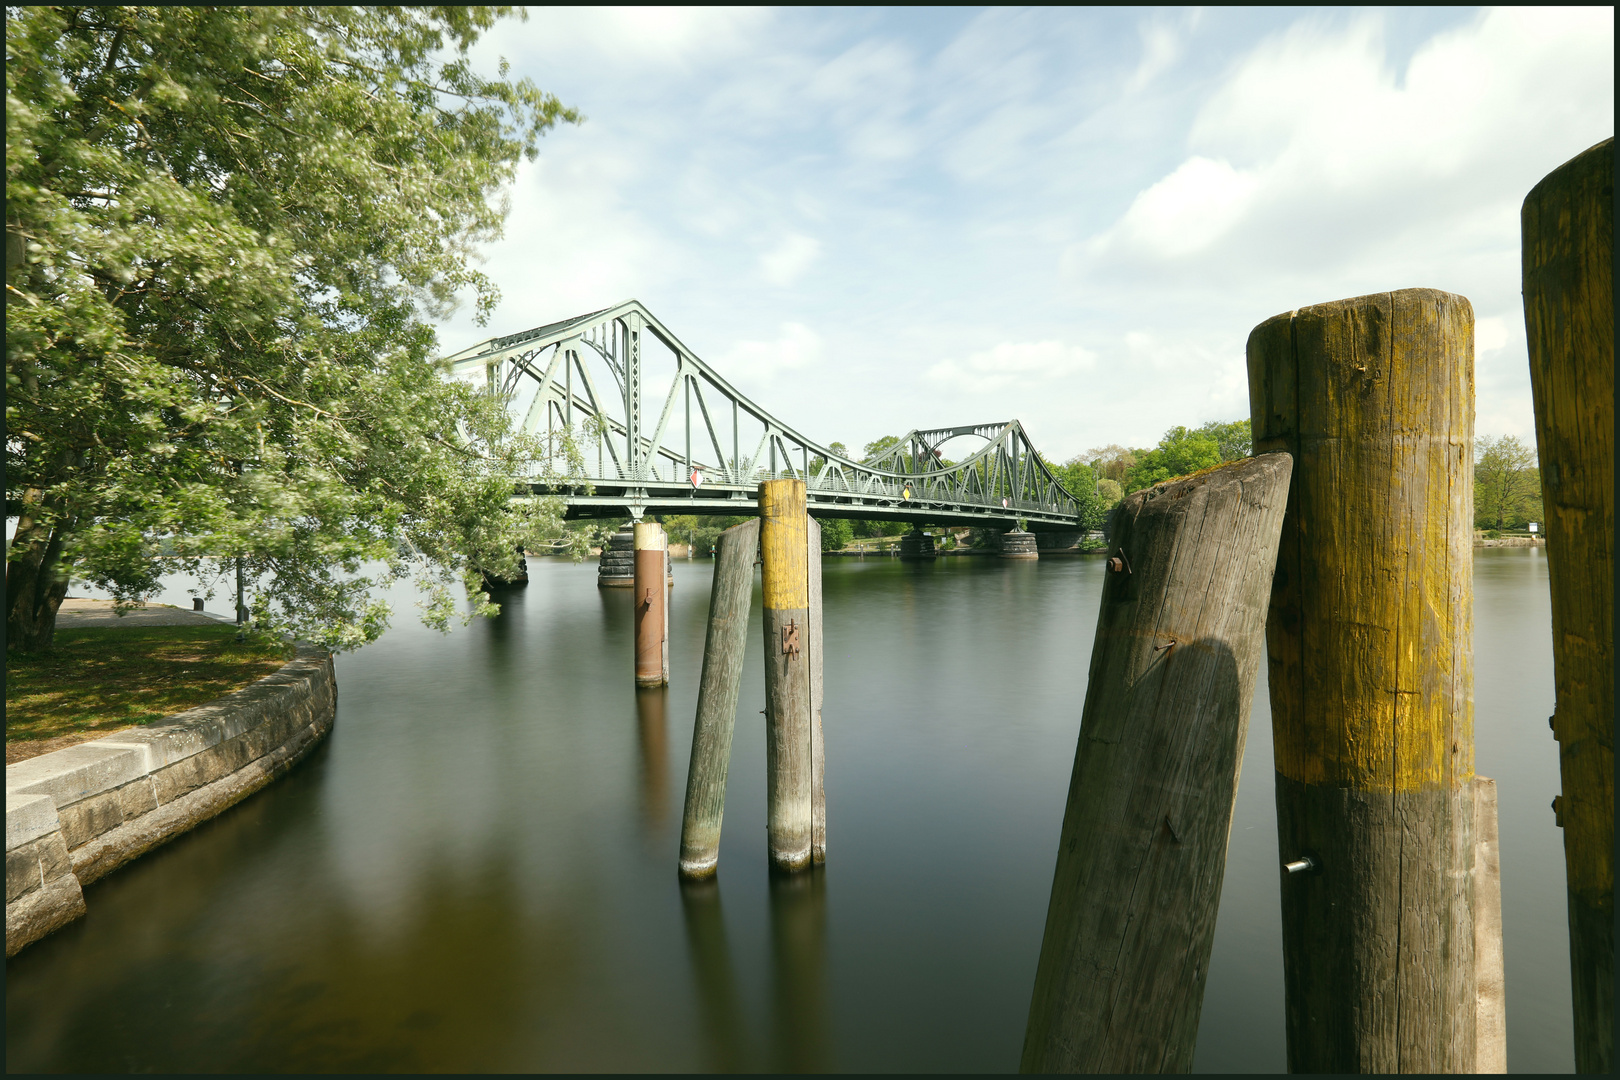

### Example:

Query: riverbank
xmin=6 ymin=606 xmax=289 ymax=765
xmin=5 ymin=644 xmax=336 ymax=956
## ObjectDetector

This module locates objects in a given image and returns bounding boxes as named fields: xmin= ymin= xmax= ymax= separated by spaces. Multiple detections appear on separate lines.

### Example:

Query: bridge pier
xmin=599 ymin=522 xmax=673 ymax=588
xmin=998 ymin=530 xmax=1038 ymax=560
xmin=598 ymin=524 xmax=635 ymax=587
xmin=898 ymin=528 xmax=937 ymax=560
xmin=480 ymin=544 xmax=531 ymax=590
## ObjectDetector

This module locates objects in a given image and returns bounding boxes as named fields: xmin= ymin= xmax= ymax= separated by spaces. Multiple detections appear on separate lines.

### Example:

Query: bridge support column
xmin=634 ymin=522 xmax=669 ymax=688
xmin=598 ymin=524 xmax=635 ymax=587
xmin=999 ymin=530 xmax=1038 ymax=559
xmin=898 ymin=528 xmax=937 ymax=560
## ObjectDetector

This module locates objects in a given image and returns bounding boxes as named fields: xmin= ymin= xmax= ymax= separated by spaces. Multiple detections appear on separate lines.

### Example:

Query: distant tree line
xmin=1473 ymin=434 xmax=1543 ymax=533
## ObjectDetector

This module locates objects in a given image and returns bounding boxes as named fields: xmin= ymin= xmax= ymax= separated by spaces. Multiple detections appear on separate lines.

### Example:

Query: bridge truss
xmin=445 ymin=300 xmax=1080 ymax=529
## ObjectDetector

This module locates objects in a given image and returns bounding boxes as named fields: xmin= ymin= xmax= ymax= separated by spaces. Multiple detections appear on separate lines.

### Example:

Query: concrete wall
xmin=5 ymin=645 xmax=335 ymax=956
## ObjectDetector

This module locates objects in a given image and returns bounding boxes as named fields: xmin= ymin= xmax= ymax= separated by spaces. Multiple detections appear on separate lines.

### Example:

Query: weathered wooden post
xmin=679 ymin=518 xmax=760 ymax=878
xmin=1248 ymin=288 xmax=1481 ymax=1073
xmin=634 ymin=521 xmax=669 ymax=688
xmin=1522 ymin=136 xmax=1613 ymax=1076
xmin=1474 ymin=776 xmax=1506 ymax=1073
xmin=759 ymin=479 xmax=821 ymax=872
xmin=1020 ymin=453 xmax=1293 ymax=1074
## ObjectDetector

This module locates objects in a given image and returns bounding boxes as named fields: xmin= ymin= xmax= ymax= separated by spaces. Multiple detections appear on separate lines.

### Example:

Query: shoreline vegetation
xmin=5 ymin=625 xmax=290 ymax=765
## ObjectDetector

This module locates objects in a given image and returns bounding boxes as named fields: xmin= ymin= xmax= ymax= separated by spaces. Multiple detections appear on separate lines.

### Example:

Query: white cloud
xmin=1072 ymin=6 xmax=1614 ymax=298
xmin=928 ymin=340 xmax=1096 ymax=395
xmin=1476 ymin=315 xmax=1509 ymax=354
xmin=517 ymin=7 xmax=769 ymax=68
xmin=716 ymin=322 xmax=824 ymax=382
xmin=1083 ymin=156 xmax=1261 ymax=263
xmin=759 ymin=234 xmax=822 ymax=287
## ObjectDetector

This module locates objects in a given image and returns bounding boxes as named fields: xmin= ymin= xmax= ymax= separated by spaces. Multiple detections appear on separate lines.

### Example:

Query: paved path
xmin=55 ymin=598 xmax=235 ymax=628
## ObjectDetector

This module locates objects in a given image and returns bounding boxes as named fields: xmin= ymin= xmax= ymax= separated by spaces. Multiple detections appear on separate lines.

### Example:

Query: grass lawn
xmin=6 ymin=626 xmax=291 ymax=765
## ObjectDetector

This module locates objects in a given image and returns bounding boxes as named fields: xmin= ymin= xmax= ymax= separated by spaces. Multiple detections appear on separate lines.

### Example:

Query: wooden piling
xmin=679 ymin=518 xmax=760 ymax=878
xmin=1474 ymin=776 xmax=1506 ymax=1073
xmin=808 ymin=516 xmax=825 ymax=865
xmin=1020 ymin=453 xmax=1294 ymax=1074
xmin=1522 ymin=137 xmax=1613 ymax=1076
xmin=634 ymin=522 xmax=669 ymax=687
xmin=760 ymin=479 xmax=815 ymax=872
xmin=1248 ymin=288 xmax=1478 ymax=1073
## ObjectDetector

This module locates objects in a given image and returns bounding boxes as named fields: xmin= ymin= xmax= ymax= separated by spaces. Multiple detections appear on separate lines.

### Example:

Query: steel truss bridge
xmin=447 ymin=300 xmax=1081 ymax=530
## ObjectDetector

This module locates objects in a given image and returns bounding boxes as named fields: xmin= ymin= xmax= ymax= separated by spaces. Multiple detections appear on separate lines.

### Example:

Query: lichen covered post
xmin=1020 ymin=453 xmax=1293 ymax=1073
xmin=634 ymin=521 xmax=669 ymax=687
xmin=759 ymin=479 xmax=815 ymax=871
xmin=679 ymin=518 xmax=759 ymax=878
xmin=1248 ymin=288 xmax=1479 ymax=1072
xmin=1522 ymin=136 xmax=1613 ymax=1076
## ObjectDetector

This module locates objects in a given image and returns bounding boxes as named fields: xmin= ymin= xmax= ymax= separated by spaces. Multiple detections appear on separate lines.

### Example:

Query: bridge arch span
xmin=445 ymin=301 xmax=1082 ymax=529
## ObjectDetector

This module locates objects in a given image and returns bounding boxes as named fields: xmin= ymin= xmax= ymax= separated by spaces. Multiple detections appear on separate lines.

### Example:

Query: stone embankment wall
xmin=6 ymin=645 xmax=335 ymax=956
xmin=1476 ymin=535 xmax=1542 ymax=547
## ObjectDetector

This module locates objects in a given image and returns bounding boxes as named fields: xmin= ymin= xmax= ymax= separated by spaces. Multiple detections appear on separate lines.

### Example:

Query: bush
xmin=817 ymin=517 xmax=855 ymax=552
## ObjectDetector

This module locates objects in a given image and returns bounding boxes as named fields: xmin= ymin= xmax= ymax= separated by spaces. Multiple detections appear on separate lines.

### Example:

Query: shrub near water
xmin=6 ymin=626 xmax=290 ymax=762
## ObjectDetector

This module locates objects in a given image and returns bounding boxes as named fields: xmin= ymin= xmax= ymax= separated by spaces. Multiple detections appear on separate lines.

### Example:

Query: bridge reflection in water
xmin=447 ymin=300 xmax=1081 ymax=530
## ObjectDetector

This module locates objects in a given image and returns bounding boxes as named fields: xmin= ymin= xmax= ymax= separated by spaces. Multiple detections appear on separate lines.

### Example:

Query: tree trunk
xmin=5 ymin=499 xmax=74 ymax=652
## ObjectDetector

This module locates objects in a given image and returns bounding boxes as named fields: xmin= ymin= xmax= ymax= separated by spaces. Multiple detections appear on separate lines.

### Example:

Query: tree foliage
xmin=816 ymin=515 xmax=854 ymax=551
xmin=1121 ymin=419 xmax=1251 ymax=493
xmin=6 ymin=6 xmax=580 ymax=651
xmin=1041 ymin=455 xmax=1107 ymax=532
xmin=1474 ymin=434 xmax=1542 ymax=531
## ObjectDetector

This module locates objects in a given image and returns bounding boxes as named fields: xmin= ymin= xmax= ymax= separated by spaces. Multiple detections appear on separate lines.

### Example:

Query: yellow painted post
xmin=760 ymin=479 xmax=813 ymax=871
xmin=1248 ymin=288 xmax=1479 ymax=1072
xmin=1522 ymin=136 xmax=1613 ymax=1075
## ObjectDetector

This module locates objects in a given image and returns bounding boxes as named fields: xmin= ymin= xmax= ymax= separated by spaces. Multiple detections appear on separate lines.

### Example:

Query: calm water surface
xmin=6 ymin=548 xmax=1571 ymax=1071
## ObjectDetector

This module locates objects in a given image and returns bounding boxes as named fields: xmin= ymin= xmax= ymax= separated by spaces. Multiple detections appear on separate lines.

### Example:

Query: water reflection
xmin=769 ymin=867 xmax=829 ymax=1072
xmin=635 ymin=688 xmax=669 ymax=833
xmin=678 ymin=877 xmax=752 ymax=1072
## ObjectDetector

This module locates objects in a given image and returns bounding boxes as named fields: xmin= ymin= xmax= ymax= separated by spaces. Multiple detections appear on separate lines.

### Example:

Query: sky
xmin=438 ymin=6 xmax=1614 ymax=462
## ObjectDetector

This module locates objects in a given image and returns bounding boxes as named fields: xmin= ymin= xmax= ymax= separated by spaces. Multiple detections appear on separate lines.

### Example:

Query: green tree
xmin=816 ymin=515 xmax=854 ymax=552
xmin=1095 ymin=477 xmax=1124 ymax=511
xmin=862 ymin=434 xmax=902 ymax=466
xmin=1082 ymin=444 xmax=1142 ymax=484
xmin=1123 ymin=426 xmax=1223 ymax=493
xmin=6 ymin=6 xmax=578 ymax=652
xmin=1040 ymin=454 xmax=1107 ymax=533
xmin=1474 ymin=434 xmax=1542 ymax=531
xmin=1195 ymin=418 xmax=1251 ymax=462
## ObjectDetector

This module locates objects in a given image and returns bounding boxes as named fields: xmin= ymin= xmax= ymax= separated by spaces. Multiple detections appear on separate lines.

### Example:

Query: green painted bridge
xmin=448 ymin=300 xmax=1081 ymax=530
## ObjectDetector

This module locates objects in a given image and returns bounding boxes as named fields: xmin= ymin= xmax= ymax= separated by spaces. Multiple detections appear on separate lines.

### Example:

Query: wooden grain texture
xmin=760 ymin=480 xmax=813 ymax=871
xmin=1020 ymin=453 xmax=1293 ymax=1074
xmin=1521 ymin=136 xmax=1613 ymax=1076
xmin=634 ymin=522 xmax=669 ymax=687
xmin=807 ymin=516 xmax=826 ymax=864
xmin=679 ymin=518 xmax=759 ymax=878
xmin=1473 ymin=776 xmax=1506 ymax=1073
xmin=1248 ymin=288 xmax=1477 ymax=1073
